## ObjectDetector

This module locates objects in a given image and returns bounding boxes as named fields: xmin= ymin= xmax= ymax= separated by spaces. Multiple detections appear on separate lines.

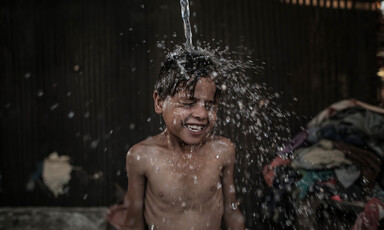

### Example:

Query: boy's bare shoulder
xmin=126 ymin=135 xmax=165 ymax=174
xmin=208 ymin=136 xmax=236 ymax=156
xmin=127 ymin=134 xmax=165 ymax=158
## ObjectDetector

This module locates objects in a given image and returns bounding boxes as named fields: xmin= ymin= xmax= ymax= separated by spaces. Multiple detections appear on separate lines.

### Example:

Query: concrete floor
xmin=0 ymin=207 xmax=114 ymax=230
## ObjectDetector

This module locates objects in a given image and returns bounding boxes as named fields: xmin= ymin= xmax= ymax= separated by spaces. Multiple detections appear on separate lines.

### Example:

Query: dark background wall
xmin=0 ymin=0 xmax=380 ymax=224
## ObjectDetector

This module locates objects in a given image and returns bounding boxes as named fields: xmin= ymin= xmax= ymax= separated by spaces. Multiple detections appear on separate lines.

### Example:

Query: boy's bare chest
xmin=146 ymin=152 xmax=223 ymax=203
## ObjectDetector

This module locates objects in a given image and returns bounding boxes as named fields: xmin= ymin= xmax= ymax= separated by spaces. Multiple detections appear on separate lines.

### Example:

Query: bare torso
xmin=137 ymin=134 xmax=231 ymax=230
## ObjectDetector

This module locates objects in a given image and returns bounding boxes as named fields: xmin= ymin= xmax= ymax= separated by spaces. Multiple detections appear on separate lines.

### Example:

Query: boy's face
xmin=154 ymin=77 xmax=218 ymax=145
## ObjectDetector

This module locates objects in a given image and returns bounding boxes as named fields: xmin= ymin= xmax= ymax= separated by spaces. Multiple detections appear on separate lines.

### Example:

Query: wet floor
xmin=0 ymin=207 xmax=112 ymax=230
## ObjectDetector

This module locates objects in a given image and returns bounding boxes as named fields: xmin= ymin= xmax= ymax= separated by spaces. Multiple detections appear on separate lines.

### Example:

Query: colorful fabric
xmin=295 ymin=170 xmax=334 ymax=199
xmin=263 ymin=156 xmax=291 ymax=187
xmin=351 ymin=197 xmax=384 ymax=230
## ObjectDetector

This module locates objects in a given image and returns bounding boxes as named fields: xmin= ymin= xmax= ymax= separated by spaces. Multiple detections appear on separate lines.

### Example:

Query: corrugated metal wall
xmin=0 ymin=0 xmax=380 ymax=216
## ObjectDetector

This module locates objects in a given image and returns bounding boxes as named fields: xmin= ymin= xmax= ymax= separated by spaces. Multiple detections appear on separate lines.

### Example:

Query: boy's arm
xmin=221 ymin=140 xmax=245 ymax=230
xmin=122 ymin=145 xmax=146 ymax=230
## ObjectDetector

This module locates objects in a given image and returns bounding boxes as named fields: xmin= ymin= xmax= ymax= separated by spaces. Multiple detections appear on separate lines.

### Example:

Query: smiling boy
xmin=121 ymin=51 xmax=245 ymax=230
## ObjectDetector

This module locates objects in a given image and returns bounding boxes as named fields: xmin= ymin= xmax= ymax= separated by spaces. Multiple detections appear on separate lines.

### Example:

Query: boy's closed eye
xmin=180 ymin=100 xmax=195 ymax=107
xmin=179 ymin=99 xmax=217 ymax=111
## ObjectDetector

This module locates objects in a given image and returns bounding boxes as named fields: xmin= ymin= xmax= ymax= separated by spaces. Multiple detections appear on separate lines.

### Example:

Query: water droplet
xmin=24 ymin=72 xmax=31 ymax=79
xmin=193 ymin=175 xmax=198 ymax=184
xmin=216 ymin=182 xmax=222 ymax=189
xmin=93 ymin=171 xmax=102 ymax=179
xmin=229 ymin=185 xmax=235 ymax=193
xmin=90 ymin=140 xmax=98 ymax=149
xmin=74 ymin=65 xmax=80 ymax=72
xmin=68 ymin=111 xmax=75 ymax=118
xmin=83 ymin=194 xmax=88 ymax=200
xmin=37 ymin=90 xmax=44 ymax=97
xmin=50 ymin=103 xmax=59 ymax=111
xmin=129 ymin=123 xmax=135 ymax=130
xmin=238 ymin=101 xmax=244 ymax=110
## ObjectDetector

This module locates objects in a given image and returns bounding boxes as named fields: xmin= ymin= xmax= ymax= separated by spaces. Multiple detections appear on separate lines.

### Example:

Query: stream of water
xmin=180 ymin=0 xmax=193 ymax=50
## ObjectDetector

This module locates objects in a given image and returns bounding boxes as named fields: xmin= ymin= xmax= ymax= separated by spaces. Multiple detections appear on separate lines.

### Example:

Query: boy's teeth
xmin=186 ymin=124 xmax=204 ymax=132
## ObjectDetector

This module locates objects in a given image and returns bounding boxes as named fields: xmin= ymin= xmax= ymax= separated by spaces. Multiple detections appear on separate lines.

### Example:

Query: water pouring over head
xmin=155 ymin=50 xmax=221 ymax=101
xmin=180 ymin=0 xmax=193 ymax=51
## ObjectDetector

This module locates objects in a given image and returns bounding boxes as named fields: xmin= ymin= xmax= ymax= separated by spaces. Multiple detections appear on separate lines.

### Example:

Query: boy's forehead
xmin=174 ymin=86 xmax=193 ymax=98
xmin=174 ymin=77 xmax=217 ymax=100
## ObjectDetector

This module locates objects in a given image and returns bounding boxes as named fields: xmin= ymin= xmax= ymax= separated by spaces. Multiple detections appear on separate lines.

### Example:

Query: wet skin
xmin=122 ymin=78 xmax=245 ymax=230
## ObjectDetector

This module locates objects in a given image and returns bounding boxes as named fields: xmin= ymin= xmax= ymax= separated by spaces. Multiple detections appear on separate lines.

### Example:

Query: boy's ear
xmin=153 ymin=91 xmax=164 ymax=114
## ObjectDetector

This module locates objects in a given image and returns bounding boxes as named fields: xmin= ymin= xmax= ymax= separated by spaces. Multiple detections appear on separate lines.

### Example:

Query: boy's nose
xmin=192 ymin=103 xmax=208 ymax=120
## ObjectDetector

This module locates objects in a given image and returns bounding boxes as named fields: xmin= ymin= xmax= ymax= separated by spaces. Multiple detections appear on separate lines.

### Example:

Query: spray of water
xmin=157 ymin=44 xmax=293 ymax=227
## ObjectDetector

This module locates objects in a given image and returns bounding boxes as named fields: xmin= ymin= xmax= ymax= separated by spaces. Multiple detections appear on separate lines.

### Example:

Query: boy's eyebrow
xmin=191 ymin=97 xmax=216 ymax=104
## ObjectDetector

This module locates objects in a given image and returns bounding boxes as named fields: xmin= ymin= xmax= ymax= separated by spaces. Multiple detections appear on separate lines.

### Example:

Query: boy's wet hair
xmin=155 ymin=50 xmax=221 ymax=101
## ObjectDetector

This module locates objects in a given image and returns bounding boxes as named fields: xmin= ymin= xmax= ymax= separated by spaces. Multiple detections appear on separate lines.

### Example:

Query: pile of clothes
xmin=262 ymin=99 xmax=384 ymax=230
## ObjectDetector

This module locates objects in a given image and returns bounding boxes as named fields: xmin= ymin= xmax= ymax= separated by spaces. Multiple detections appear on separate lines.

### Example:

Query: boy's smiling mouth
xmin=185 ymin=123 xmax=206 ymax=133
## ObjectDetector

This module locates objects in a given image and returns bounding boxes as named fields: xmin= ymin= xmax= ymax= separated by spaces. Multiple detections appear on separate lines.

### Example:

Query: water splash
xmin=180 ymin=0 xmax=193 ymax=50
xmin=158 ymin=44 xmax=294 ymax=227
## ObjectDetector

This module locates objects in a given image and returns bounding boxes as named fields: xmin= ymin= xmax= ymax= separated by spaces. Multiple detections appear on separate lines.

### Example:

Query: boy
xmin=113 ymin=50 xmax=245 ymax=230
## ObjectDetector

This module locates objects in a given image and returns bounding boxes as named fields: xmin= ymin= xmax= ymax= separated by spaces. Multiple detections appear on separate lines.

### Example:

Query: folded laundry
xmin=308 ymin=121 xmax=366 ymax=147
xmin=307 ymin=99 xmax=359 ymax=127
xmin=341 ymin=110 xmax=384 ymax=140
xmin=291 ymin=139 xmax=352 ymax=170
xmin=332 ymin=141 xmax=382 ymax=191
xmin=307 ymin=99 xmax=384 ymax=128
xmin=263 ymin=99 xmax=384 ymax=229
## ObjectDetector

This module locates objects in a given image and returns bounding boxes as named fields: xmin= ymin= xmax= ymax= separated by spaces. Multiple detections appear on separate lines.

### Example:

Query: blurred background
xmin=0 ymin=0 xmax=383 ymax=229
